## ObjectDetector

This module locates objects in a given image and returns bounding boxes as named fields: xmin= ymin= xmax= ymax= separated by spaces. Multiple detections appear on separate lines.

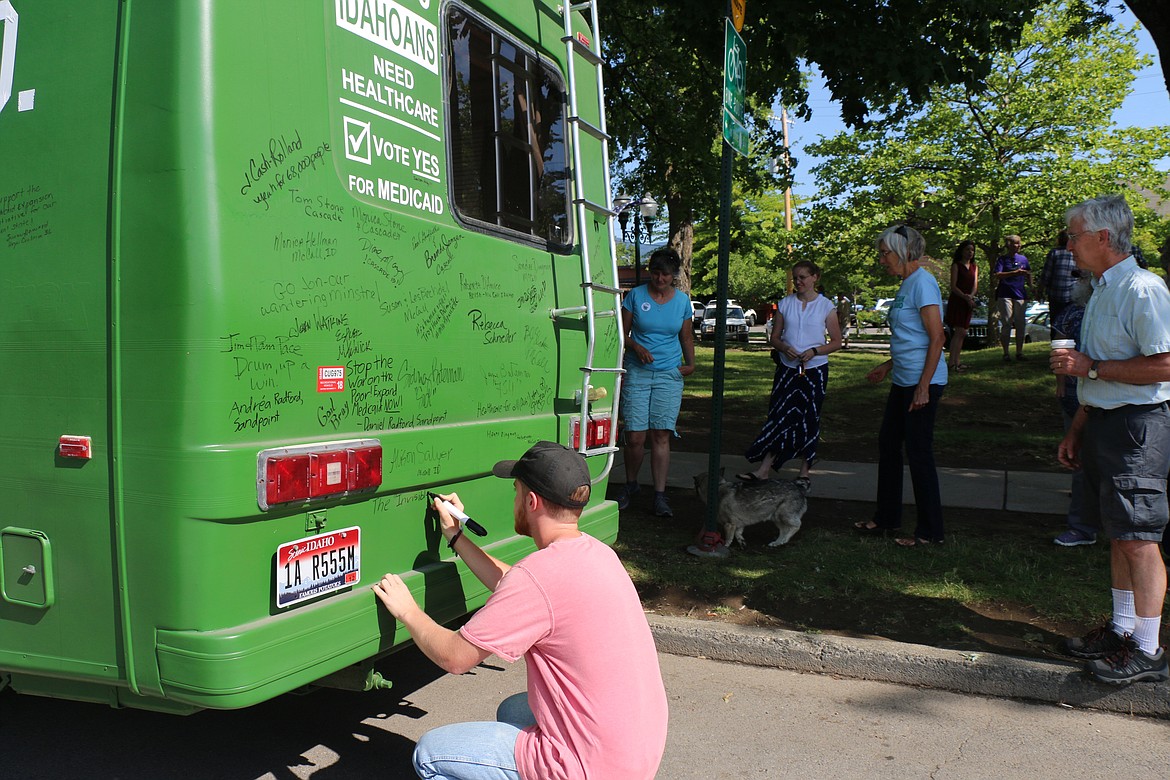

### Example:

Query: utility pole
xmin=780 ymin=107 xmax=794 ymax=292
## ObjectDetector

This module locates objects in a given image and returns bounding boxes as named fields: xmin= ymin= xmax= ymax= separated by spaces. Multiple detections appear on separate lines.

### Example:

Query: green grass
xmin=625 ymin=339 xmax=1121 ymax=655
xmin=685 ymin=340 xmax=1065 ymax=471
xmin=616 ymin=513 xmax=1113 ymax=654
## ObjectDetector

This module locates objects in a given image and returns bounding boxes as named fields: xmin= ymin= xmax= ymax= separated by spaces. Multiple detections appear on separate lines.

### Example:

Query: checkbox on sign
xmin=344 ymin=116 xmax=372 ymax=164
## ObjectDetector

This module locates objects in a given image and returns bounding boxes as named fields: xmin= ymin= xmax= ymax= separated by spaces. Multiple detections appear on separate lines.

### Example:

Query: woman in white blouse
xmin=739 ymin=260 xmax=843 ymax=481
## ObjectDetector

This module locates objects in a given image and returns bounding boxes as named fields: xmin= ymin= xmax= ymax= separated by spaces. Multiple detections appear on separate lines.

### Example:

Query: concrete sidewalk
xmin=619 ymin=450 xmax=1073 ymax=515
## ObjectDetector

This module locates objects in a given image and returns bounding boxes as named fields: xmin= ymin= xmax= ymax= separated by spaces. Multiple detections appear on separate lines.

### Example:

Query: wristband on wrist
xmin=447 ymin=528 xmax=464 ymax=556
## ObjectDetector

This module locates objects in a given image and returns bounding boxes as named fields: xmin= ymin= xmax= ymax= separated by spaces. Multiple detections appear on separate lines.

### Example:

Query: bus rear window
xmin=446 ymin=7 xmax=571 ymax=249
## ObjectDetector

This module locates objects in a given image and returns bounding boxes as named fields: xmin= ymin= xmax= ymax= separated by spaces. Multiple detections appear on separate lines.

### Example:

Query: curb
xmin=648 ymin=614 xmax=1170 ymax=719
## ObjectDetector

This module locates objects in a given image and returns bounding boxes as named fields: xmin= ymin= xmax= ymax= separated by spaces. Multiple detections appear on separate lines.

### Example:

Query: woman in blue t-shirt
xmin=855 ymin=225 xmax=948 ymax=546
xmin=616 ymin=249 xmax=695 ymax=517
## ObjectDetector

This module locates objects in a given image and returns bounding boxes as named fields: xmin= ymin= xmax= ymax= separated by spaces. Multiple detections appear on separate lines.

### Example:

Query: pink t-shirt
xmin=461 ymin=533 xmax=668 ymax=780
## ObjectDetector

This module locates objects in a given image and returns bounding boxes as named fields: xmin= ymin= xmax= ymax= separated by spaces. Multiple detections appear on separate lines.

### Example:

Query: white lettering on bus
xmin=377 ymin=178 xmax=444 ymax=215
xmin=335 ymin=0 xmax=439 ymax=75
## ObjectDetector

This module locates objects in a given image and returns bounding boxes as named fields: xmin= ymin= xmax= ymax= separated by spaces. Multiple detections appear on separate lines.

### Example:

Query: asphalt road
xmin=2 ymin=643 xmax=1168 ymax=779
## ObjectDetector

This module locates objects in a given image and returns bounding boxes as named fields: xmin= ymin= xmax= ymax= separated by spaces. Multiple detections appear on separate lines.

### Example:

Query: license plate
xmin=276 ymin=526 xmax=361 ymax=609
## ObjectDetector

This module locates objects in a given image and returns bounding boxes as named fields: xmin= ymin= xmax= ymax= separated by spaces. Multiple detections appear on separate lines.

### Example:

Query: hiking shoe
xmin=1065 ymin=624 xmax=1125 ymax=659
xmin=616 ymin=483 xmax=639 ymax=511
xmin=653 ymin=492 xmax=673 ymax=517
xmin=1087 ymin=636 xmax=1169 ymax=684
xmin=687 ymin=531 xmax=730 ymax=559
xmin=1054 ymin=529 xmax=1097 ymax=547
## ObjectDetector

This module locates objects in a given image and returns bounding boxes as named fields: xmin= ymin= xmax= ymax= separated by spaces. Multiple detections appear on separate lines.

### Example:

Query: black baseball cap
xmin=492 ymin=441 xmax=591 ymax=509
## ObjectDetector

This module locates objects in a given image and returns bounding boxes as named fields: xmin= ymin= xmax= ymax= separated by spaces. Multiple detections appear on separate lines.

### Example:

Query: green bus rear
xmin=0 ymin=0 xmax=621 ymax=713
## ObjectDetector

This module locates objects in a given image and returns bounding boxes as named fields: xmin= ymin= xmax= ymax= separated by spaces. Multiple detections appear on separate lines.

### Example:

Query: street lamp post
xmin=613 ymin=194 xmax=659 ymax=287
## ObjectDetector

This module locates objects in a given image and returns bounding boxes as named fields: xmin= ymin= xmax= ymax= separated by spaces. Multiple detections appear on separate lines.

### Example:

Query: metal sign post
xmin=693 ymin=7 xmax=747 ymax=557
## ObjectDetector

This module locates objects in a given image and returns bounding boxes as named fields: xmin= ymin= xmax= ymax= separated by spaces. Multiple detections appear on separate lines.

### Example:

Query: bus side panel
xmin=0 ymin=3 xmax=124 ymax=690
xmin=106 ymin=0 xmax=618 ymax=709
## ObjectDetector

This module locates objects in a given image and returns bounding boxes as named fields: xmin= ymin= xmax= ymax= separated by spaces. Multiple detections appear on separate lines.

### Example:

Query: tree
xmin=690 ymin=184 xmax=792 ymax=307
xmin=599 ymin=2 xmax=1063 ymax=288
xmin=1123 ymin=0 xmax=1170 ymax=94
xmin=799 ymin=3 xmax=1170 ymax=300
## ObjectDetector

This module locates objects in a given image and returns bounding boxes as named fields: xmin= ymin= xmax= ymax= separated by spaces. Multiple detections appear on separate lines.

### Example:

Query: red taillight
xmin=266 ymin=455 xmax=311 ymax=505
xmin=58 ymin=435 xmax=93 ymax=459
xmin=348 ymin=446 xmax=382 ymax=491
xmin=309 ymin=450 xmax=349 ymax=497
xmin=572 ymin=416 xmax=612 ymax=449
xmin=259 ymin=439 xmax=382 ymax=510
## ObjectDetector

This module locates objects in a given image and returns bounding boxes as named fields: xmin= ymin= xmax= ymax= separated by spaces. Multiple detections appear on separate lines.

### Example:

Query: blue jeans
xmin=413 ymin=693 xmax=535 ymax=780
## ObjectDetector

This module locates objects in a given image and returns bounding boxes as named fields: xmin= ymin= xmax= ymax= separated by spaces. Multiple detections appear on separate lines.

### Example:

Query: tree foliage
xmin=690 ymin=184 xmax=791 ymax=307
xmin=798 ymin=3 xmax=1170 ymax=300
xmin=599 ymin=1 xmax=1065 ymax=285
xmin=1123 ymin=0 xmax=1170 ymax=95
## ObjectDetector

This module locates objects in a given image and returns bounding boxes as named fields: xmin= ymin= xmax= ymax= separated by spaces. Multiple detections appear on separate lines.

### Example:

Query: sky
xmin=784 ymin=4 xmax=1170 ymax=201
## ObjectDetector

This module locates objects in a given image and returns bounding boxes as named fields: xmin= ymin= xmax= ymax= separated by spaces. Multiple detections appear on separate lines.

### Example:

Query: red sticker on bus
xmin=318 ymin=366 xmax=345 ymax=392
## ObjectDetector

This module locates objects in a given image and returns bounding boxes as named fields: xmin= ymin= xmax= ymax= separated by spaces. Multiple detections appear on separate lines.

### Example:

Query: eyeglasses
xmin=878 ymin=249 xmax=895 ymax=259
xmin=1066 ymin=230 xmax=1093 ymax=243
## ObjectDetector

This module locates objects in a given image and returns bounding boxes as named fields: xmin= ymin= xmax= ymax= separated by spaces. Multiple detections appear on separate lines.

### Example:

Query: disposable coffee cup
xmin=1051 ymin=339 xmax=1076 ymax=351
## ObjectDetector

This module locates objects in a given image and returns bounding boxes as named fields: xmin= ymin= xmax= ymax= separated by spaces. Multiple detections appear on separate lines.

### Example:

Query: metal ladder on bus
xmin=550 ymin=0 xmax=623 ymax=483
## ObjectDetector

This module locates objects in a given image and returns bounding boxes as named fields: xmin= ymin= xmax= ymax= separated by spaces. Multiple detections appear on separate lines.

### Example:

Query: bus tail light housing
xmin=258 ymin=439 xmax=382 ymax=510
xmin=572 ymin=415 xmax=612 ymax=449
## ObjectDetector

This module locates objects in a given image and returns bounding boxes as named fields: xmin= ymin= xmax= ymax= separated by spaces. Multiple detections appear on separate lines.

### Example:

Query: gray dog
xmin=693 ymin=471 xmax=810 ymax=548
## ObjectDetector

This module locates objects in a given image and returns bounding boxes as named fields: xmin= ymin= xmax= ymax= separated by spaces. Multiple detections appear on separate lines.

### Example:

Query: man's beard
xmin=514 ymin=504 xmax=531 ymax=537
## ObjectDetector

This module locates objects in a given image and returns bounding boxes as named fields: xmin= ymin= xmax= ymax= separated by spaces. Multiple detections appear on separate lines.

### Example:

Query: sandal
xmin=894 ymin=537 xmax=943 ymax=547
xmin=854 ymin=521 xmax=892 ymax=536
xmin=736 ymin=472 xmax=763 ymax=482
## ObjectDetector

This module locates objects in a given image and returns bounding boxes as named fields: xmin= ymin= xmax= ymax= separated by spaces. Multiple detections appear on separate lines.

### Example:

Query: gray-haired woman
xmin=854 ymin=225 xmax=948 ymax=546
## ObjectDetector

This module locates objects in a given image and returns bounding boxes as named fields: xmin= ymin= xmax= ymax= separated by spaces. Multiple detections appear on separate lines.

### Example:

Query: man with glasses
xmin=1051 ymin=194 xmax=1170 ymax=684
xmin=992 ymin=234 xmax=1031 ymax=362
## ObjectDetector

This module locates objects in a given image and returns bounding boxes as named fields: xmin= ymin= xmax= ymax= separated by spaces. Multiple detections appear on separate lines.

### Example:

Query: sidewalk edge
xmin=648 ymin=613 xmax=1169 ymax=719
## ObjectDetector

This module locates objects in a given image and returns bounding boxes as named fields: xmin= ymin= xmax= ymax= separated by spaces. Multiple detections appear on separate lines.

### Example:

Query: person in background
xmin=1039 ymin=231 xmax=1077 ymax=324
xmin=855 ymin=225 xmax=947 ymax=546
xmin=993 ymin=235 xmax=1031 ymax=362
xmin=373 ymin=441 xmax=669 ymax=779
xmin=1051 ymin=276 xmax=1096 ymax=547
xmin=615 ymin=248 xmax=695 ymax=517
xmin=836 ymin=293 xmax=853 ymax=349
xmin=739 ymin=260 xmax=842 ymax=482
xmin=944 ymin=240 xmax=978 ymax=372
xmin=1052 ymin=194 xmax=1170 ymax=684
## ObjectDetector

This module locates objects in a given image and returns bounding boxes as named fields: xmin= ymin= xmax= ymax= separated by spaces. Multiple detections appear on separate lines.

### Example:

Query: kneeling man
xmin=374 ymin=441 xmax=669 ymax=778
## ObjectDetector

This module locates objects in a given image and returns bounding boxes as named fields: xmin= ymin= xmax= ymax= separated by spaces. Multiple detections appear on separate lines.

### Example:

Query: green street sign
xmin=722 ymin=17 xmax=748 ymax=156
xmin=722 ymin=108 xmax=749 ymax=156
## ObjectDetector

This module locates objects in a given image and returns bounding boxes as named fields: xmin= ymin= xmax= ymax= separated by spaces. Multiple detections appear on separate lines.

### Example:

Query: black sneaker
xmin=653 ymin=492 xmax=673 ymax=517
xmin=615 ymin=483 xmax=640 ymax=511
xmin=1087 ymin=636 xmax=1170 ymax=684
xmin=1065 ymin=624 xmax=1125 ymax=659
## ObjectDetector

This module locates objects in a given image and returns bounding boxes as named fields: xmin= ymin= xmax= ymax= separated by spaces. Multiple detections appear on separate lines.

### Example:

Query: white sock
xmin=1132 ymin=616 xmax=1162 ymax=656
xmin=1111 ymin=588 xmax=1136 ymax=636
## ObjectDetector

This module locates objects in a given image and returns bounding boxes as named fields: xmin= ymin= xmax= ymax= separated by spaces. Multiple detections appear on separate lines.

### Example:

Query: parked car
xmin=1024 ymin=311 xmax=1051 ymax=343
xmin=873 ymin=297 xmax=896 ymax=313
xmin=707 ymin=299 xmax=757 ymax=326
xmin=942 ymin=304 xmax=990 ymax=350
xmin=1025 ymin=301 xmax=1049 ymax=318
xmin=701 ymin=305 xmax=750 ymax=342
xmin=691 ymin=300 xmax=705 ymax=330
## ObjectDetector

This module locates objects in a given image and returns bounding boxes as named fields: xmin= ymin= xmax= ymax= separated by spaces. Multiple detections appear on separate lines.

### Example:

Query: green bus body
xmin=0 ymin=0 xmax=620 ymax=712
